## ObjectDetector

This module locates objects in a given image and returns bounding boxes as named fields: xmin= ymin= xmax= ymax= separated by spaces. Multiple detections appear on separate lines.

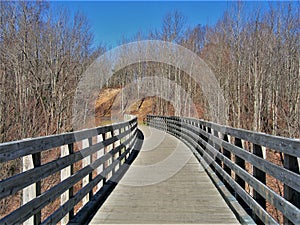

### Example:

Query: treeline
xmin=1 ymin=1 xmax=299 ymax=142
xmin=203 ymin=3 xmax=299 ymax=137
xmin=0 ymin=1 xmax=104 ymax=142
xmin=107 ymin=2 xmax=299 ymax=138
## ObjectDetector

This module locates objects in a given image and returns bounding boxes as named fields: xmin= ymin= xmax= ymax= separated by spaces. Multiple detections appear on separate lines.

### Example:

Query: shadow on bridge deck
xmin=89 ymin=126 xmax=239 ymax=224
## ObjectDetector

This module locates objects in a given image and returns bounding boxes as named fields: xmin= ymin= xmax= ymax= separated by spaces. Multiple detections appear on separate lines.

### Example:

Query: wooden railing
xmin=0 ymin=117 xmax=139 ymax=225
xmin=147 ymin=115 xmax=300 ymax=225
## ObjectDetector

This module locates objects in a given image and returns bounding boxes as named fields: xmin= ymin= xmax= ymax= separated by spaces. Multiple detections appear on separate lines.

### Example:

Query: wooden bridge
xmin=0 ymin=115 xmax=299 ymax=224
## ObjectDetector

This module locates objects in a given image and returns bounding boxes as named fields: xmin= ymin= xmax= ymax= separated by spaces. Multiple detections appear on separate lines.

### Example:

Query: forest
xmin=0 ymin=1 xmax=299 ymax=144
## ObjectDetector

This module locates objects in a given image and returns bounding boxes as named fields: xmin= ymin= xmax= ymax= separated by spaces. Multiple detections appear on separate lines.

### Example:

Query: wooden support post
xmin=283 ymin=154 xmax=300 ymax=225
xmin=102 ymin=133 xmax=107 ymax=184
xmin=107 ymin=132 xmax=112 ymax=179
xmin=234 ymin=137 xmax=245 ymax=189
xmin=213 ymin=130 xmax=222 ymax=174
xmin=32 ymin=153 xmax=41 ymax=225
xmin=205 ymin=127 xmax=215 ymax=163
xmin=82 ymin=139 xmax=90 ymax=205
xmin=178 ymin=118 xmax=182 ymax=136
xmin=111 ymin=130 xmax=116 ymax=176
xmin=103 ymin=131 xmax=112 ymax=180
xmin=203 ymin=125 xmax=208 ymax=139
xmin=22 ymin=153 xmax=42 ymax=225
xmin=126 ymin=125 xmax=131 ymax=159
xmin=234 ymin=137 xmax=247 ymax=210
xmin=61 ymin=144 xmax=73 ymax=224
xmin=222 ymin=134 xmax=231 ymax=176
xmin=68 ymin=143 xmax=74 ymax=219
xmin=122 ymin=127 xmax=127 ymax=161
xmin=88 ymin=137 xmax=93 ymax=200
xmin=206 ymin=126 xmax=212 ymax=151
xmin=118 ymin=128 xmax=123 ymax=166
xmin=252 ymin=144 xmax=266 ymax=225
xmin=198 ymin=123 xmax=207 ymax=151
xmin=97 ymin=134 xmax=103 ymax=191
xmin=22 ymin=155 xmax=36 ymax=225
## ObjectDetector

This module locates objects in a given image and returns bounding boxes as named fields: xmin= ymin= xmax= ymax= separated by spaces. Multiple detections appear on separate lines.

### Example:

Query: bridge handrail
xmin=0 ymin=117 xmax=138 ymax=225
xmin=0 ymin=120 xmax=136 ymax=162
xmin=147 ymin=115 xmax=300 ymax=225
xmin=180 ymin=116 xmax=300 ymax=157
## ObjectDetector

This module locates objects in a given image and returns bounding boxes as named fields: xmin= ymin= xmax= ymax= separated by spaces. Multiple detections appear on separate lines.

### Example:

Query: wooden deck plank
xmin=90 ymin=126 xmax=240 ymax=224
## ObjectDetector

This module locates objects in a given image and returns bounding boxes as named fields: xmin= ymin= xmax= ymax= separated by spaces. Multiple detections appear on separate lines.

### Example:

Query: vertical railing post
xmin=60 ymin=145 xmax=69 ymax=225
xmin=111 ymin=129 xmax=116 ymax=176
xmin=88 ymin=137 xmax=93 ymax=200
xmin=165 ymin=117 xmax=168 ymax=133
xmin=82 ymin=138 xmax=90 ymax=205
xmin=68 ymin=143 xmax=74 ymax=219
xmin=283 ymin=154 xmax=300 ymax=225
xmin=222 ymin=134 xmax=231 ymax=179
xmin=206 ymin=127 xmax=214 ymax=161
xmin=102 ymin=133 xmax=107 ymax=185
xmin=123 ymin=127 xmax=128 ymax=161
xmin=105 ymin=131 xmax=112 ymax=180
xmin=125 ymin=124 xmax=130 ymax=159
xmin=22 ymin=155 xmax=36 ymax=225
xmin=97 ymin=134 xmax=103 ymax=191
xmin=32 ymin=153 xmax=41 ymax=225
xmin=108 ymin=130 xmax=113 ymax=176
xmin=201 ymin=125 xmax=208 ymax=151
xmin=252 ymin=144 xmax=266 ymax=225
xmin=118 ymin=128 xmax=122 ymax=166
xmin=176 ymin=117 xmax=180 ymax=137
xmin=234 ymin=138 xmax=245 ymax=188
xmin=234 ymin=137 xmax=247 ymax=211
xmin=177 ymin=117 xmax=181 ymax=136
xmin=61 ymin=143 xmax=74 ymax=224
xmin=213 ymin=129 xmax=222 ymax=175
xmin=205 ymin=126 xmax=214 ymax=166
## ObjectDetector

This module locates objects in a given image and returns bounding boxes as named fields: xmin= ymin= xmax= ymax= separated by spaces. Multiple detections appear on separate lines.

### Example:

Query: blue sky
xmin=51 ymin=1 xmax=270 ymax=48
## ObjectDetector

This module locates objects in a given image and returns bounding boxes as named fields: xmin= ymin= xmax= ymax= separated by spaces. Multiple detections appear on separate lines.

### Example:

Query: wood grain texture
xmin=90 ymin=126 xmax=239 ymax=224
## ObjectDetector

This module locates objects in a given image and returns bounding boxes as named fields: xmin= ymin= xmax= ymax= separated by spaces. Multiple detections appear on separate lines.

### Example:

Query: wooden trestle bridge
xmin=0 ymin=115 xmax=299 ymax=224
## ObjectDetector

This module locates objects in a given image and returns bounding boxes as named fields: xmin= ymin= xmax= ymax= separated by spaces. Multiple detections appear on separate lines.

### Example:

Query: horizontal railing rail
xmin=0 ymin=117 xmax=139 ymax=225
xmin=147 ymin=115 xmax=300 ymax=225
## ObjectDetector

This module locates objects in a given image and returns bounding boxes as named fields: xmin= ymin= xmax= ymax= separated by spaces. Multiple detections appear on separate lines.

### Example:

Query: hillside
xmin=94 ymin=88 xmax=175 ymax=125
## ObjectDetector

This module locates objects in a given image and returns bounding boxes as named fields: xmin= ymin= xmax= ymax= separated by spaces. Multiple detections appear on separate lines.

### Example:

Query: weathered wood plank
xmin=68 ymin=131 xmax=141 ymax=225
xmin=171 ymin=130 xmax=254 ymax=224
xmin=90 ymin=126 xmax=239 ymax=224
